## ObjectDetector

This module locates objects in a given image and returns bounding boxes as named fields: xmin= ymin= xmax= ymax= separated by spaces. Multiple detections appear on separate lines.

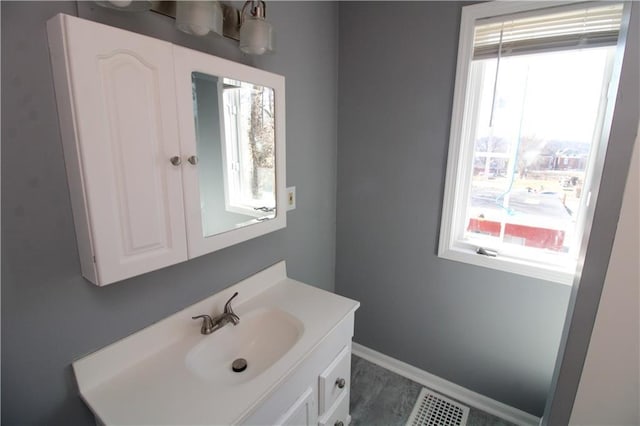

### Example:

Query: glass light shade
xmin=239 ymin=17 xmax=273 ymax=55
xmin=94 ymin=0 xmax=151 ymax=12
xmin=176 ymin=1 xmax=223 ymax=37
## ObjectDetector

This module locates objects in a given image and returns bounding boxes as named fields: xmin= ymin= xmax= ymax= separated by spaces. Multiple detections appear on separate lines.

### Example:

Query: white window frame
xmin=438 ymin=1 xmax=628 ymax=285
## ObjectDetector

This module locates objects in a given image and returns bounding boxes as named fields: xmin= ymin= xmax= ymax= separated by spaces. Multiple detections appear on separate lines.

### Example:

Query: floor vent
xmin=406 ymin=388 xmax=470 ymax=426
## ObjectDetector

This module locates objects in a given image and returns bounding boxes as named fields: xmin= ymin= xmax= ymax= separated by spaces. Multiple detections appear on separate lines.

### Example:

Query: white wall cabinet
xmin=47 ymin=14 xmax=286 ymax=286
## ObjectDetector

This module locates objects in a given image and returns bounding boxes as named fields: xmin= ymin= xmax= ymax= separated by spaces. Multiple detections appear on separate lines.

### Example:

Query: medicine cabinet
xmin=47 ymin=14 xmax=286 ymax=286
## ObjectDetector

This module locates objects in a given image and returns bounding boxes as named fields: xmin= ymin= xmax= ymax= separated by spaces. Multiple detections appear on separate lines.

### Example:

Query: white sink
xmin=72 ymin=261 xmax=360 ymax=425
xmin=185 ymin=308 xmax=304 ymax=384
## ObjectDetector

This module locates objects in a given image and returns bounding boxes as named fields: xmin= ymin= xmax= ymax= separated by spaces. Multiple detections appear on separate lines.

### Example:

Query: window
xmin=439 ymin=2 xmax=628 ymax=284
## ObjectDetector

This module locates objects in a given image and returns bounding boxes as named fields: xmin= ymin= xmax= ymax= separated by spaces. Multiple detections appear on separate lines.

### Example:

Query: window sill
xmin=438 ymin=246 xmax=575 ymax=286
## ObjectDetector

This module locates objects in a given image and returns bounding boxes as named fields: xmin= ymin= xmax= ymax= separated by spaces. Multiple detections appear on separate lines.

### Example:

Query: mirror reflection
xmin=191 ymin=72 xmax=276 ymax=238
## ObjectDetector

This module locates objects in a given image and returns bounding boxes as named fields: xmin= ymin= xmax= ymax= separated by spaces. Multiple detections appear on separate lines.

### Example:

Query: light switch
xmin=286 ymin=186 xmax=296 ymax=211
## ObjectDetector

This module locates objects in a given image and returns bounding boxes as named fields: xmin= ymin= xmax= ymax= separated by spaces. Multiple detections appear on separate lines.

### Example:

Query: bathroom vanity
xmin=72 ymin=262 xmax=360 ymax=425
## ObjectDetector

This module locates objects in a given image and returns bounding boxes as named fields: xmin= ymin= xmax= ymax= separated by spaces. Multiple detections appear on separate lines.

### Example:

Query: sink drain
xmin=232 ymin=358 xmax=248 ymax=373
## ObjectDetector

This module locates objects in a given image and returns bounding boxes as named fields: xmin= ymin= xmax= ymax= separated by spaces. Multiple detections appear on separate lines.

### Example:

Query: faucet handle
xmin=192 ymin=314 xmax=215 ymax=335
xmin=224 ymin=292 xmax=240 ymax=325
xmin=224 ymin=292 xmax=239 ymax=315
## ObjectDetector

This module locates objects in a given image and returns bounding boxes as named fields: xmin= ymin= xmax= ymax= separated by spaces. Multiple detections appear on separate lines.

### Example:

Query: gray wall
xmin=1 ymin=1 xmax=338 ymax=424
xmin=335 ymin=1 xmax=636 ymax=417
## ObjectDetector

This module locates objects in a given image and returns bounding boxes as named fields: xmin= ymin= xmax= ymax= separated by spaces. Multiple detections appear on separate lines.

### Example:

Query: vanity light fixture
xmin=239 ymin=1 xmax=273 ymax=55
xmin=145 ymin=1 xmax=274 ymax=55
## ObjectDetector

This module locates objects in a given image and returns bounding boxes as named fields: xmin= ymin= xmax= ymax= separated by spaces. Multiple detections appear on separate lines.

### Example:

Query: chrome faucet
xmin=192 ymin=292 xmax=240 ymax=335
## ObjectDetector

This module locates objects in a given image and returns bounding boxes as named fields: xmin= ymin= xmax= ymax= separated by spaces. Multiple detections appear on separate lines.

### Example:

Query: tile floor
xmin=350 ymin=355 xmax=518 ymax=426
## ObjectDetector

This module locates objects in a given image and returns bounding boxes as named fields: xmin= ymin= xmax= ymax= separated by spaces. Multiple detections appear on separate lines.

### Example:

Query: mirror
xmin=191 ymin=72 xmax=276 ymax=238
xmin=174 ymin=45 xmax=285 ymax=259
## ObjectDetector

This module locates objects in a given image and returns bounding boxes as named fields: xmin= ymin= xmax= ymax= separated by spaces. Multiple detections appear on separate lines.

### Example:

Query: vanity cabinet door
xmin=275 ymin=387 xmax=316 ymax=426
xmin=48 ymin=15 xmax=188 ymax=285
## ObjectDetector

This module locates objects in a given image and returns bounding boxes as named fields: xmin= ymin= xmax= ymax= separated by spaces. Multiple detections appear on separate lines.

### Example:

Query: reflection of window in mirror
xmin=191 ymin=72 xmax=273 ymax=238
xmin=222 ymin=78 xmax=276 ymax=219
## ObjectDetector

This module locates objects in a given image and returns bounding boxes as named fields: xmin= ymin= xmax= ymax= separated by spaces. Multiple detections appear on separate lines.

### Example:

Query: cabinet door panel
xmin=99 ymin=53 xmax=170 ymax=255
xmin=173 ymin=45 xmax=286 ymax=259
xmin=275 ymin=387 xmax=315 ymax=426
xmin=53 ymin=15 xmax=187 ymax=284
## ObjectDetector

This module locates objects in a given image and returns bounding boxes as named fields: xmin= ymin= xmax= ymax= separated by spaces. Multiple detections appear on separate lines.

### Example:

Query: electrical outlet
xmin=286 ymin=186 xmax=296 ymax=211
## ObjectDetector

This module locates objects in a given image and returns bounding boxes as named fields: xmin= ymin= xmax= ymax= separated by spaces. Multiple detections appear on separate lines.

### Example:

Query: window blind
xmin=473 ymin=3 xmax=623 ymax=59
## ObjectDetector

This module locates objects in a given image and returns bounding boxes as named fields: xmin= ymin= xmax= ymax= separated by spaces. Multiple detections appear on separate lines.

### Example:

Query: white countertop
xmin=72 ymin=261 xmax=359 ymax=425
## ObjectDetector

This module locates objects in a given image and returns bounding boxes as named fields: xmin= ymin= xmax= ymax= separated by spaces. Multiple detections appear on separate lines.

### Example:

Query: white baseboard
xmin=351 ymin=342 xmax=541 ymax=426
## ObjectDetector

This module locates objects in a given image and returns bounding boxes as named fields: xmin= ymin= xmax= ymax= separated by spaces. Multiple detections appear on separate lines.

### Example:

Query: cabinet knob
xmin=335 ymin=377 xmax=346 ymax=389
xmin=334 ymin=421 xmax=344 ymax=426
xmin=187 ymin=155 xmax=198 ymax=165
xmin=170 ymin=156 xmax=182 ymax=166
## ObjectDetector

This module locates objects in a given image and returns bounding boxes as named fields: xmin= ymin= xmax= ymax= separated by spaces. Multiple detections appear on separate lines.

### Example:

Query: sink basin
xmin=185 ymin=308 xmax=304 ymax=384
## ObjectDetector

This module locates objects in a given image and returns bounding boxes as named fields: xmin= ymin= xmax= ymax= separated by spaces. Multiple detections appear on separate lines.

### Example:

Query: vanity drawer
xmin=318 ymin=345 xmax=350 ymax=415
xmin=318 ymin=391 xmax=349 ymax=426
